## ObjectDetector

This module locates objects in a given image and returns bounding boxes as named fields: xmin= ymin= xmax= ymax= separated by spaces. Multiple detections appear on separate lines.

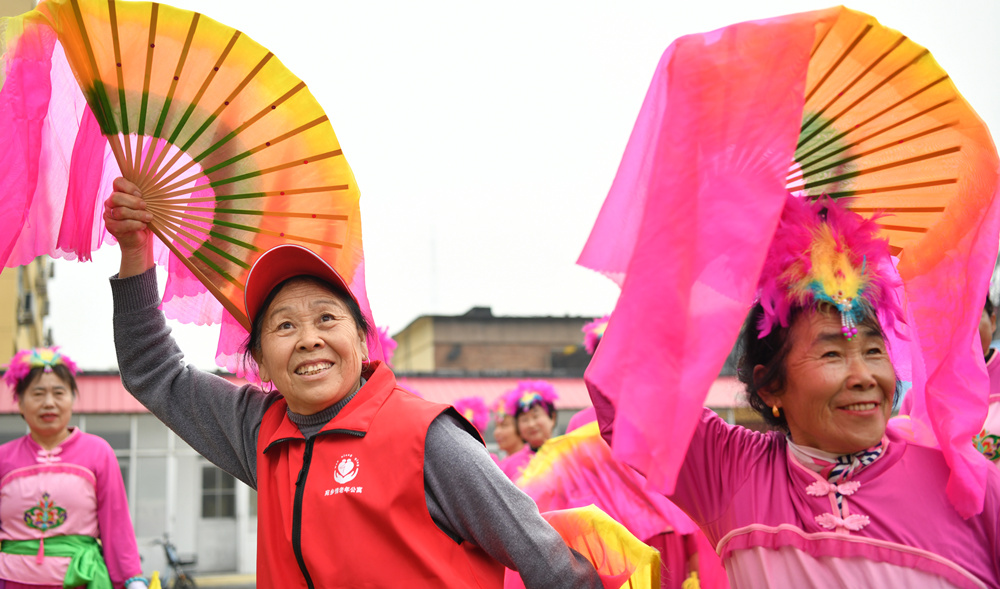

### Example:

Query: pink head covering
xmin=454 ymin=396 xmax=489 ymax=433
xmin=492 ymin=390 xmax=515 ymax=424
xmin=4 ymin=347 xmax=80 ymax=396
xmin=506 ymin=380 xmax=559 ymax=418
xmin=582 ymin=315 xmax=610 ymax=355
xmin=756 ymin=194 xmax=904 ymax=338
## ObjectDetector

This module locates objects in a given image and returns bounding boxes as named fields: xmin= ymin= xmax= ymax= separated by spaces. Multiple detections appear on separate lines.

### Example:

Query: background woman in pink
xmin=490 ymin=391 xmax=524 ymax=461
xmin=498 ymin=382 xmax=558 ymax=481
xmin=0 ymin=348 xmax=146 ymax=589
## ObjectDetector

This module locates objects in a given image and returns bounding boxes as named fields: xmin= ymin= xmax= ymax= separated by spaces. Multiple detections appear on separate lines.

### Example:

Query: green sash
xmin=0 ymin=535 xmax=111 ymax=589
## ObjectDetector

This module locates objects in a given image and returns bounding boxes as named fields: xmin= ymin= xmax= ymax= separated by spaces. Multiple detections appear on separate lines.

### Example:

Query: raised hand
xmin=104 ymin=177 xmax=155 ymax=278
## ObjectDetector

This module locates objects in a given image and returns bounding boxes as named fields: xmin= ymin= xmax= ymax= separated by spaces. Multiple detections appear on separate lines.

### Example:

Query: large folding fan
xmin=0 ymin=0 xmax=369 ymax=367
xmin=786 ymin=8 xmax=995 ymax=258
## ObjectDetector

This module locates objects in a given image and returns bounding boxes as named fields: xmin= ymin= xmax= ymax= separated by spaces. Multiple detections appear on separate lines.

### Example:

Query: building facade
xmin=392 ymin=306 xmax=594 ymax=375
xmin=0 ymin=257 xmax=54 ymax=365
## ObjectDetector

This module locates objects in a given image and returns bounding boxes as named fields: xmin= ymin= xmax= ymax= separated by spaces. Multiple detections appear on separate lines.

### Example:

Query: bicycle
xmin=152 ymin=533 xmax=198 ymax=589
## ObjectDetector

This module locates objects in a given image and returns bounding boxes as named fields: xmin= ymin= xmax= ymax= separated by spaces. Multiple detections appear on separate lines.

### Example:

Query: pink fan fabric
xmin=377 ymin=326 xmax=398 ymax=368
xmin=578 ymin=8 xmax=819 ymax=496
xmin=578 ymin=5 xmax=1000 ymax=518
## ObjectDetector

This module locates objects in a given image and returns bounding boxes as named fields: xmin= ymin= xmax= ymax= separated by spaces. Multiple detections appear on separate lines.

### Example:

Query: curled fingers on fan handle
xmin=104 ymin=179 xmax=152 ymax=231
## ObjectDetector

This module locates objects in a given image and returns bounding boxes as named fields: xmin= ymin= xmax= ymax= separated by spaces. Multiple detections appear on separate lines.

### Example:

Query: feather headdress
xmin=757 ymin=195 xmax=903 ymax=338
xmin=582 ymin=315 xmax=610 ymax=355
xmin=506 ymin=380 xmax=560 ymax=417
xmin=4 ymin=347 xmax=80 ymax=391
xmin=492 ymin=391 xmax=515 ymax=423
xmin=454 ymin=396 xmax=489 ymax=433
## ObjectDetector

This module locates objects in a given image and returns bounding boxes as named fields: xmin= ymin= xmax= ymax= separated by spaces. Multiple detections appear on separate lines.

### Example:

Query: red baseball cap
xmin=244 ymin=244 xmax=357 ymax=325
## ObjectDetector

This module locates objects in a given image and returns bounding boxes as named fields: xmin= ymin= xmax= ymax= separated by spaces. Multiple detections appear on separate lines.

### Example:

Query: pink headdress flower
xmin=506 ymin=380 xmax=559 ymax=417
xmin=4 ymin=347 xmax=80 ymax=391
xmin=492 ymin=391 xmax=514 ymax=423
xmin=377 ymin=326 xmax=397 ymax=368
xmin=454 ymin=396 xmax=489 ymax=433
xmin=756 ymin=195 xmax=903 ymax=339
xmin=582 ymin=315 xmax=610 ymax=355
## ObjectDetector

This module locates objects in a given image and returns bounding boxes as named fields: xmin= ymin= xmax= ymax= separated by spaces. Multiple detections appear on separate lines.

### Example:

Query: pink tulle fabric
xmin=579 ymin=8 xmax=818 ymax=496
xmin=0 ymin=25 xmax=114 ymax=267
xmin=377 ymin=326 xmax=397 ymax=368
xmin=578 ymin=6 xmax=1000 ymax=519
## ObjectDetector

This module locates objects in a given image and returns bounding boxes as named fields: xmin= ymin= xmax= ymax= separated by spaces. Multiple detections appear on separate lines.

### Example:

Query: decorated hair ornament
xmin=492 ymin=391 xmax=513 ymax=424
xmin=4 ymin=347 xmax=80 ymax=390
xmin=506 ymin=380 xmax=559 ymax=417
xmin=582 ymin=315 xmax=610 ymax=355
xmin=454 ymin=396 xmax=489 ymax=433
xmin=756 ymin=194 xmax=903 ymax=339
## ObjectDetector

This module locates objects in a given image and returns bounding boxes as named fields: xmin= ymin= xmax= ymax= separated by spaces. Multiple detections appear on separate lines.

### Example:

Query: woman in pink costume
xmin=491 ymin=391 xmax=524 ymax=461
xmin=498 ymin=382 xmax=558 ymax=481
xmin=599 ymin=195 xmax=1000 ymax=587
xmin=0 ymin=348 xmax=146 ymax=589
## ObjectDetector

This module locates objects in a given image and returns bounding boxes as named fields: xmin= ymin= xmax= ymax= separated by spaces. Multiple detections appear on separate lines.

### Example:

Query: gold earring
xmin=772 ymin=405 xmax=781 ymax=418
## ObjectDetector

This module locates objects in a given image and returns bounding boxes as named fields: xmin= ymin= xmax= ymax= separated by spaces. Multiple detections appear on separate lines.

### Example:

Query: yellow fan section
xmin=790 ymin=7 xmax=998 ymax=263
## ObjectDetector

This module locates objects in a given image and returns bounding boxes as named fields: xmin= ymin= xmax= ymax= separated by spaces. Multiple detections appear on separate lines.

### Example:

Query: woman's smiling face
xmin=761 ymin=309 xmax=895 ymax=455
xmin=256 ymin=278 xmax=368 ymax=415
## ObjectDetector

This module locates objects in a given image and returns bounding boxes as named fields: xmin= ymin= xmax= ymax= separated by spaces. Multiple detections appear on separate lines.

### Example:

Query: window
xmin=0 ymin=415 xmax=27 ymax=445
xmin=201 ymin=465 xmax=236 ymax=518
xmin=84 ymin=414 xmax=131 ymax=451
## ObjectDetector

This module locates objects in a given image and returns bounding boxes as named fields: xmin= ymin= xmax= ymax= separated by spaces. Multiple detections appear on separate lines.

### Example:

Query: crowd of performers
xmin=4 ymin=188 xmax=999 ymax=587
xmin=3 ymin=187 xmax=1000 ymax=587
xmin=6 ymin=143 xmax=1000 ymax=589
xmin=2 ymin=4 xmax=1000 ymax=587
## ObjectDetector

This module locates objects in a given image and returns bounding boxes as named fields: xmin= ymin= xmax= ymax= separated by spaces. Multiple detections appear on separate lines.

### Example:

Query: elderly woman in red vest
xmin=103 ymin=178 xmax=604 ymax=589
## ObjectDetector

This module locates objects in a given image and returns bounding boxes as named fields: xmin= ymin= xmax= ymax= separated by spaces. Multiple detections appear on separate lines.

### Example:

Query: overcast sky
xmin=46 ymin=0 xmax=1000 ymax=371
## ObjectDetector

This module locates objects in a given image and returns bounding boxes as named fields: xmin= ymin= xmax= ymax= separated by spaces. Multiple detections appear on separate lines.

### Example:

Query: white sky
xmin=47 ymin=0 xmax=1000 ymax=371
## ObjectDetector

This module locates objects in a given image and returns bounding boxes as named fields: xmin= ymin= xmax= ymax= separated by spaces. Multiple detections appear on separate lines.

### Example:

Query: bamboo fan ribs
xmin=786 ymin=9 xmax=995 ymax=257
xmin=41 ymin=0 xmax=362 ymax=328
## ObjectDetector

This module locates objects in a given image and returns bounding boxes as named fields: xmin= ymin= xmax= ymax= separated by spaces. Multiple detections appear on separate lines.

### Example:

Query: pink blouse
xmin=0 ymin=428 xmax=142 ymax=586
xmin=670 ymin=409 xmax=1000 ymax=588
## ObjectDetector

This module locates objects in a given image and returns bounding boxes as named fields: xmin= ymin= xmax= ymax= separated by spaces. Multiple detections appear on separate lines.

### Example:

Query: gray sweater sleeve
xmin=424 ymin=413 xmax=604 ymax=589
xmin=110 ymin=268 xmax=278 ymax=488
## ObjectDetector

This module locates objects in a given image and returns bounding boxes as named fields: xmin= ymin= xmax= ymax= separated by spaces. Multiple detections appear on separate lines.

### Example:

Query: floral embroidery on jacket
xmin=973 ymin=429 xmax=999 ymax=462
xmin=24 ymin=493 xmax=67 ymax=532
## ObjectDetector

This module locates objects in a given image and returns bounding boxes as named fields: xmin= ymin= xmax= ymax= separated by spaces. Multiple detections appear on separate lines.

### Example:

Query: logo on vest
xmin=333 ymin=454 xmax=360 ymax=484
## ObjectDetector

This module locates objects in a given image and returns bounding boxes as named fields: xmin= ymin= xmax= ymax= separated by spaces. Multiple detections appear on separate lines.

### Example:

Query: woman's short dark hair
xmin=241 ymin=276 xmax=371 ymax=374
xmin=986 ymin=295 xmax=995 ymax=318
xmin=737 ymin=301 xmax=891 ymax=431
xmin=14 ymin=365 xmax=79 ymax=399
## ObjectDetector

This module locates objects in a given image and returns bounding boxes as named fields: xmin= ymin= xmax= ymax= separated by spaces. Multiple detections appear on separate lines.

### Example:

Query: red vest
xmin=255 ymin=361 xmax=504 ymax=588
